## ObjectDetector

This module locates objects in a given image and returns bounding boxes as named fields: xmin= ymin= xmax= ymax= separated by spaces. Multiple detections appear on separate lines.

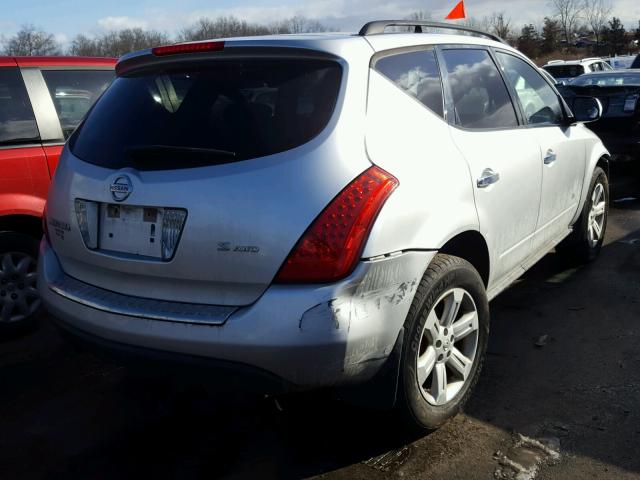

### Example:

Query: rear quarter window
xmin=373 ymin=49 xmax=444 ymax=118
xmin=0 ymin=67 xmax=39 ymax=145
xmin=70 ymin=59 xmax=342 ymax=171
xmin=41 ymin=70 xmax=115 ymax=139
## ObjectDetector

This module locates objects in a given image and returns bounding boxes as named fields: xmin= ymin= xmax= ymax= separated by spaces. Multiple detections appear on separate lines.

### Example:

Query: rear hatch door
xmin=46 ymin=49 xmax=369 ymax=306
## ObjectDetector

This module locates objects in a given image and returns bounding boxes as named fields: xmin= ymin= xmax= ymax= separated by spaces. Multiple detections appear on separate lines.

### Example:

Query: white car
xmin=542 ymin=58 xmax=613 ymax=83
xmin=39 ymin=20 xmax=610 ymax=431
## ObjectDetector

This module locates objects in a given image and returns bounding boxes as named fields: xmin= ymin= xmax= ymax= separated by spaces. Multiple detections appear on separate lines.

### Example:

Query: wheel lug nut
xmin=437 ymin=354 xmax=444 ymax=362
xmin=436 ymin=340 xmax=442 ymax=348
xmin=444 ymin=328 xmax=449 ymax=336
xmin=0 ymin=290 xmax=5 ymax=297
xmin=18 ymin=283 xmax=24 ymax=290
xmin=11 ymin=293 xmax=18 ymax=300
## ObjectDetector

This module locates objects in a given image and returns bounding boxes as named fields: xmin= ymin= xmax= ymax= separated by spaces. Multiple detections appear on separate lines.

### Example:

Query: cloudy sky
xmin=2 ymin=0 xmax=639 ymax=44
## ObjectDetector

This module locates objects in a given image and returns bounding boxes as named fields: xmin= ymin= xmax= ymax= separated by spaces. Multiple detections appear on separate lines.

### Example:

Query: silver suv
xmin=39 ymin=21 xmax=610 ymax=430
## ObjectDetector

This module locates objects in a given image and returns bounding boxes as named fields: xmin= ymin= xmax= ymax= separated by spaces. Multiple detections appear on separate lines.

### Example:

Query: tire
xmin=0 ymin=232 xmax=42 ymax=330
xmin=556 ymin=166 xmax=609 ymax=264
xmin=397 ymin=254 xmax=490 ymax=432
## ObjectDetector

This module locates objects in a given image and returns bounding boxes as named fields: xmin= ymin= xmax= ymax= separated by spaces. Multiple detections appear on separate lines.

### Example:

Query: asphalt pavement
xmin=1 ymin=166 xmax=639 ymax=480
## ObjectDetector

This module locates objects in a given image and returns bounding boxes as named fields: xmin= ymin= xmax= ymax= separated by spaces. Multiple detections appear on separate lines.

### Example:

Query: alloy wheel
xmin=416 ymin=287 xmax=479 ymax=406
xmin=0 ymin=252 xmax=40 ymax=324
xmin=587 ymin=182 xmax=606 ymax=248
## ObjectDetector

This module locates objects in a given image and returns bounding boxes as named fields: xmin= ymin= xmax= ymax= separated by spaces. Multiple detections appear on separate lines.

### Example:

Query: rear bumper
xmin=39 ymin=240 xmax=434 ymax=389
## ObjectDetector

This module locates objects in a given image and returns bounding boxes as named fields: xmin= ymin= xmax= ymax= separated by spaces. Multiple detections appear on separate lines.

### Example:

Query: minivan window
xmin=441 ymin=49 xmax=518 ymax=129
xmin=374 ymin=49 xmax=444 ymax=118
xmin=496 ymin=52 xmax=564 ymax=125
xmin=70 ymin=59 xmax=342 ymax=170
xmin=41 ymin=70 xmax=114 ymax=139
xmin=0 ymin=67 xmax=40 ymax=145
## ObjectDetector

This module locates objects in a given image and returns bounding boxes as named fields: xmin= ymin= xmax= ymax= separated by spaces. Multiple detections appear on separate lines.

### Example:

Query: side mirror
xmin=572 ymin=96 xmax=603 ymax=124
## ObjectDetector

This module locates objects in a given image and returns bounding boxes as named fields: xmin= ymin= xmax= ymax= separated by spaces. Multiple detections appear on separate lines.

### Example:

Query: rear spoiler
xmin=116 ymin=45 xmax=341 ymax=76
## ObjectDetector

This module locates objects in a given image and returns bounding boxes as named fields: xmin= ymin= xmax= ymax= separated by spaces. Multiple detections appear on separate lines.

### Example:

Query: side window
xmin=440 ymin=49 xmax=518 ymax=129
xmin=495 ymin=52 xmax=564 ymax=125
xmin=0 ymin=67 xmax=40 ymax=145
xmin=374 ymin=49 xmax=444 ymax=118
xmin=41 ymin=70 xmax=114 ymax=139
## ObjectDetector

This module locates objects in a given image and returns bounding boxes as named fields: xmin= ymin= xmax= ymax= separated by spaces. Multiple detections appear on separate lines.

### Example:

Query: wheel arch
xmin=437 ymin=230 xmax=490 ymax=287
xmin=0 ymin=214 xmax=43 ymax=240
xmin=571 ymin=140 xmax=610 ymax=226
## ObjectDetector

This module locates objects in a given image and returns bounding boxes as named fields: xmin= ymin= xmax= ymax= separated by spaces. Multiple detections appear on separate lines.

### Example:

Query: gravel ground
xmin=1 ymin=167 xmax=639 ymax=480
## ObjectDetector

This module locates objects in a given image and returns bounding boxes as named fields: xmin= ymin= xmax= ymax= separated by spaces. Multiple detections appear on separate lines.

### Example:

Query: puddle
xmin=363 ymin=445 xmax=410 ymax=472
xmin=494 ymin=433 xmax=561 ymax=480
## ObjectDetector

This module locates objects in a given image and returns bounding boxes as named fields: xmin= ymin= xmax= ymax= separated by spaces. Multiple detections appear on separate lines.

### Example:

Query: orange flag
xmin=445 ymin=0 xmax=466 ymax=20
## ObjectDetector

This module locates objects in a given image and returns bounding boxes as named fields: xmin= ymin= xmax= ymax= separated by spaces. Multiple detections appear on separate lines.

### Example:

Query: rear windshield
xmin=70 ymin=59 xmax=342 ymax=170
xmin=543 ymin=65 xmax=585 ymax=78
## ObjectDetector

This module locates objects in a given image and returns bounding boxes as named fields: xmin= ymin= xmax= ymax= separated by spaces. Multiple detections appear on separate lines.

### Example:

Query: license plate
xmin=99 ymin=204 xmax=164 ymax=258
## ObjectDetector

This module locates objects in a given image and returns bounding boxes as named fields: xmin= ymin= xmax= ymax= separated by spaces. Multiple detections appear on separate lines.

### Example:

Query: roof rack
xmin=358 ymin=20 xmax=507 ymax=45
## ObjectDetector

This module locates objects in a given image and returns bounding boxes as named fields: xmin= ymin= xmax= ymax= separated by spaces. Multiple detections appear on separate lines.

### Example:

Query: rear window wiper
xmin=125 ymin=145 xmax=237 ymax=170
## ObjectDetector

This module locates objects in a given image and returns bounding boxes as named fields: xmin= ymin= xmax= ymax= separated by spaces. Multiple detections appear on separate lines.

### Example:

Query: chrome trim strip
xmin=49 ymin=272 xmax=236 ymax=325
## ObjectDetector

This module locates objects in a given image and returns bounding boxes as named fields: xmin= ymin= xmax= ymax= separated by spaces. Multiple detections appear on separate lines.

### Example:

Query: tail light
xmin=152 ymin=41 xmax=225 ymax=56
xmin=275 ymin=166 xmax=399 ymax=283
xmin=74 ymin=199 xmax=99 ymax=249
xmin=42 ymin=204 xmax=50 ymax=243
xmin=624 ymin=94 xmax=639 ymax=113
xmin=161 ymin=209 xmax=187 ymax=260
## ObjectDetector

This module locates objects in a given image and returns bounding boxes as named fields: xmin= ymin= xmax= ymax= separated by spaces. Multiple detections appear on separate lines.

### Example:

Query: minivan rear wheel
xmin=0 ymin=232 xmax=41 ymax=330
xmin=397 ymin=254 xmax=489 ymax=431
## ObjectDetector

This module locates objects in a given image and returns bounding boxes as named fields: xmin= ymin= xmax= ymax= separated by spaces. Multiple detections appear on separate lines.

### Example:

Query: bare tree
xmin=2 ymin=24 xmax=60 ymax=55
xmin=550 ymin=0 xmax=584 ymax=46
xmin=405 ymin=11 xmax=432 ymax=21
xmin=462 ymin=16 xmax=493 ymax=33
xmin=583 ymin=0 xmax=612 ymax=50
xmin=178 ymin=16 xmax=270 ymax=41
xmin=489 ymin=12 xmax=513 ymax=40
xmin=179 ymin=15 xmax=327 ymax=41
xmin=270 ymin=16 xmax=329 ymax=34
xmin=69 ymin=28 xmax=170 ymax=57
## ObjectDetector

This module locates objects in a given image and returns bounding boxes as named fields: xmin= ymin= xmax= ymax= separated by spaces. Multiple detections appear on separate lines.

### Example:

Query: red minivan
xmin=0 ymin=56 xmax=115 ymax=327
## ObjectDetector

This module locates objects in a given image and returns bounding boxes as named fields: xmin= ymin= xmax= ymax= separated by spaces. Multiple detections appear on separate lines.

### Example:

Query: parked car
xmin=542 ymin=58 xmax=612 ymax=83
xmin=557 ymin=69 xmax=640 ymax=162
xmin=606 ymin=55 xmax=637 ymax=70
xmin=0 ymin=56 xmax=115 ymax=327
xmin=39 ymin=21 xmax=610 ymax=431
xmin=632 ymin=55 xmax=640 ymax=69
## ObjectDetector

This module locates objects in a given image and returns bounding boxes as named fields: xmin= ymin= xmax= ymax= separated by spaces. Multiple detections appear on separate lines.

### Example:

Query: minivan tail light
xmin=152 ymin=41 xmax=225 ymax=56
xmin=275 ymin=166 xmax=399 ymax=283
xmin=42 ymin=203 xmax=50 ymax=243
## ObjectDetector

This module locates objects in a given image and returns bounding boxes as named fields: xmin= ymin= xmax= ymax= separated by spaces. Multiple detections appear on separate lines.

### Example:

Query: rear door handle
xmin=477 ymin=168 xmax=500 ymax=189
xmin=544 ymin=149 xmax=557 ymax=165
